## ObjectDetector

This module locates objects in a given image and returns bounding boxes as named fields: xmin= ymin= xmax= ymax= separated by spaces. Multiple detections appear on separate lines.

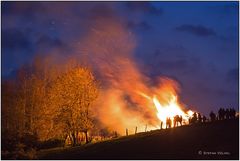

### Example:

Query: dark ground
xmin=38 ymin=119 xmax=239 ymax=160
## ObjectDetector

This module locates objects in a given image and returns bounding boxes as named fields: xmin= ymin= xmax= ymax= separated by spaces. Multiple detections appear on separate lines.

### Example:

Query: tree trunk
xmin=71 ymin=132 xmax=76 ymax=146
xmin=84 ymin=130 xmax=89 ymax=144
xmin=64 ymin=134 xmax=68 ymax=147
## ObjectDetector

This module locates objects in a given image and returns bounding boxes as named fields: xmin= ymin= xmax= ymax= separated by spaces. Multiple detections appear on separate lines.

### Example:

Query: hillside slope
xmin=39 ymin=119 xmax=239 ymax=160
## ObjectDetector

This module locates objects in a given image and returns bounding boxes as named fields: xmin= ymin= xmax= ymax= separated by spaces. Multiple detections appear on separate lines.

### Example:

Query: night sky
xmin=1 ymin=2 xmax=239 ymax=115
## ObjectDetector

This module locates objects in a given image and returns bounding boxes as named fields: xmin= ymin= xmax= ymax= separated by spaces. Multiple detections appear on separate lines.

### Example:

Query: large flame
xmin=138 ymin=90 xmax=193 ymax=129
xmin=153 ymin=95 xmax=193 ymax=128
xmin=138 ymin=78 xmax=194 ymax=129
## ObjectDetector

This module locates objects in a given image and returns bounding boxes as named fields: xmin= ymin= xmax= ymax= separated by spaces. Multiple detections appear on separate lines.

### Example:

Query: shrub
xmin=39 ymin=138 xmax=64 ymax=150
xmin=20 ymin=132 xmax=39 ymax=150
xmin=1 ymin=131 xmax=39 ymax=159
xmin=2 ymin=143 xmax=37 ymax=159
xmin=1 ymin=130 xmax=20 ymax=152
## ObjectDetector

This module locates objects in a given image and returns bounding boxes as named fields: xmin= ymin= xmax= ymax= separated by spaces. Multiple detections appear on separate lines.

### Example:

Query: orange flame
xmin=152 ymin=95 xmax=193 ymax=127
xmin=137 ymin=77 xmax=194 ymax=129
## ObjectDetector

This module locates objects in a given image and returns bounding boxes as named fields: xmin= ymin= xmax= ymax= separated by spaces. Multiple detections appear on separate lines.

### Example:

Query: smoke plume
xmin=73 ymin=17 xmax=183 ymax=134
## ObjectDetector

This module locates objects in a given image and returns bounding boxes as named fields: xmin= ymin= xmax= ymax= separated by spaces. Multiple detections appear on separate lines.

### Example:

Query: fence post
xmin=126 ymin=128 xmax=128 ymax=136
xmin=135 ymin=126 xmax=137 ymax=134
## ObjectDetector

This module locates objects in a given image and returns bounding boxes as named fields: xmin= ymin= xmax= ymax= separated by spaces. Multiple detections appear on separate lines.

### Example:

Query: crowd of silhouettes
xmin=209 ymin=108 xmax=237 ymax=122
xmin=195 ymin=108 xmax=237 ymax=123
xmin=218 ymin=108 xmax=236 ymax=120
xmin=173 ymin=115 xmax=182 ymax=127
xmin=162 ymin=108 xmax=237 ymax=130
xmin=188 ymin=108 xmax=237 ymax=125
xmin=188 ymin=112 xmax=206 ymax=124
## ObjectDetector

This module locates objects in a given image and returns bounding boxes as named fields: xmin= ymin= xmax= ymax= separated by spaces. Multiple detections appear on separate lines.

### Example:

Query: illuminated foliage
xmin=2 ymin=57 xmax=99 ymax=145
xmin=50 ymin=61 xmax=99 ymax=144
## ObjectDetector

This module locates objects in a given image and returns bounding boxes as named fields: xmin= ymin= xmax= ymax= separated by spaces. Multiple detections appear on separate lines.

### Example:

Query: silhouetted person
xmin=174 ymin=115 xmax=179 ymax=127
xmin=202 ymin=115 xmax=207 ymax=123
xmin=229 ymin=108 xmax=233 ymax=119
xmin=188 ymin=117 xmax=192 ymax=124
xmin=191 ymin=112 xmax=197 ymax=124
xmin=230 ymin=108 xmax=236 ymax=119
xmin=198 ymin=113 xmax=202 ymax=123
xmin=168 ymin=117 xmax=172 ymax=128
xmin=222 ymin=108 xmax=226 ymax=119
xmin=169 ymin=118 xmax=172 ymax=128
xmin=209 ymin=111 xmax=216 ymax=122
xmin=179 ymin=116 xmax=182 ymax=126
xmin=226 ymin=109 xmax=230 ymax=119
xmin=218 ymin=108 xmax=222 ymax=120
xmin=166 ymin=117 xmax=172 ymax=129
xmin=114 ymin=131 xmax=118 ymax=138
xmin=219 ymin=108 xmax=227 ymax=120
xmin=160 ymin=121 xmax=163 ymax=129
xmin=166 ymin=118 xmax=168 ymax=129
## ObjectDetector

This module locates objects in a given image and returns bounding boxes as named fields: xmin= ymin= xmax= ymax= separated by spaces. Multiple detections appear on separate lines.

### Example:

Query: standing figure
xmin=226 ymin=109 xmax=230 ymax=119
xmin=218 ymin=108 xmax=223 ymax=120
xmin=191 ymin=112 xmax=198 ymax=124
xmin=179 ymin=116 xmax=183 ymax=126
xmin=198 ymin=113 xmax=202 ymax=123
xmin=202 ymin=115 xmax=207 ymax=123
xmin=160 ymin=121 xmax=163 ymax=129
xmin=209 ymin=111 xmax=216 ymax=122
xmin=174 ymin=115 xmax=179 ymax=127
xmin=166 ymin=117 xmax=172 ymax=129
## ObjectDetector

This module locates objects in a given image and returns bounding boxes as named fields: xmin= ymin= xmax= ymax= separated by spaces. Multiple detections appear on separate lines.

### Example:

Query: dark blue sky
xmin=1 ymin=1 xmax=239 ymax=115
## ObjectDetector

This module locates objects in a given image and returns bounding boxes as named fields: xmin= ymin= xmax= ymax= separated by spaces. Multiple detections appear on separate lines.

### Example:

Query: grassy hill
xmin=38 ymin=119 xmax=239 ymax=160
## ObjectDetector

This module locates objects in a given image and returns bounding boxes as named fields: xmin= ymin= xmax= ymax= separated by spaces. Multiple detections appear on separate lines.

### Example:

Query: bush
xmin=20 ymin=132 xmax=39 ymax=150
xmin=14 ymin=148 xmax=37 ymax=159
xmin=39 ymin=138 xmax=64 ymax=150
xmin=2 ymin=143 xmax=37 ymax=159
xmin=2 ymin=133 xmax=19 ymax=152
xmin=1 ymin=131 xmax=39 ymax=159
xmin=1 ymin=130 xmax=21 ymax=151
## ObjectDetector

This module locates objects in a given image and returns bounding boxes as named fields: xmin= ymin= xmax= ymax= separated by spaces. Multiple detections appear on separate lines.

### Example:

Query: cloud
xmin=1 ymin=27 xmax=35 ymax=79
xmin=127 ymin=21 xmax=152 ymax=31
xmin=156 ymin=58 xmax=200 ymax=75
xmin=125 ymin=2 xmax=163 ymax=15
xmin=2 ymin=1 xmax=46 ymax=20
xmin=2 ymin=28 xmax=32 ymax=52
xmin=138 ymin=45 xmax=202 ymax=78
xmin=175 ymin=24 xmax=216 ymax=37
xmin=36 ymin=35 xmax=65 ymax=51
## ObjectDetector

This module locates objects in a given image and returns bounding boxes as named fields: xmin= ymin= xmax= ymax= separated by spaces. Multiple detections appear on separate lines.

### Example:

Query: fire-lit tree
xmin=6 ymin=58 xmax=56 ymax=140
xmin=2 ymin=56 xmax=99 ymax=149
xmin=49 ymin=61 xmax=99 ymax=145
xmin=2 ymin=80 xmax=18 ymax=134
